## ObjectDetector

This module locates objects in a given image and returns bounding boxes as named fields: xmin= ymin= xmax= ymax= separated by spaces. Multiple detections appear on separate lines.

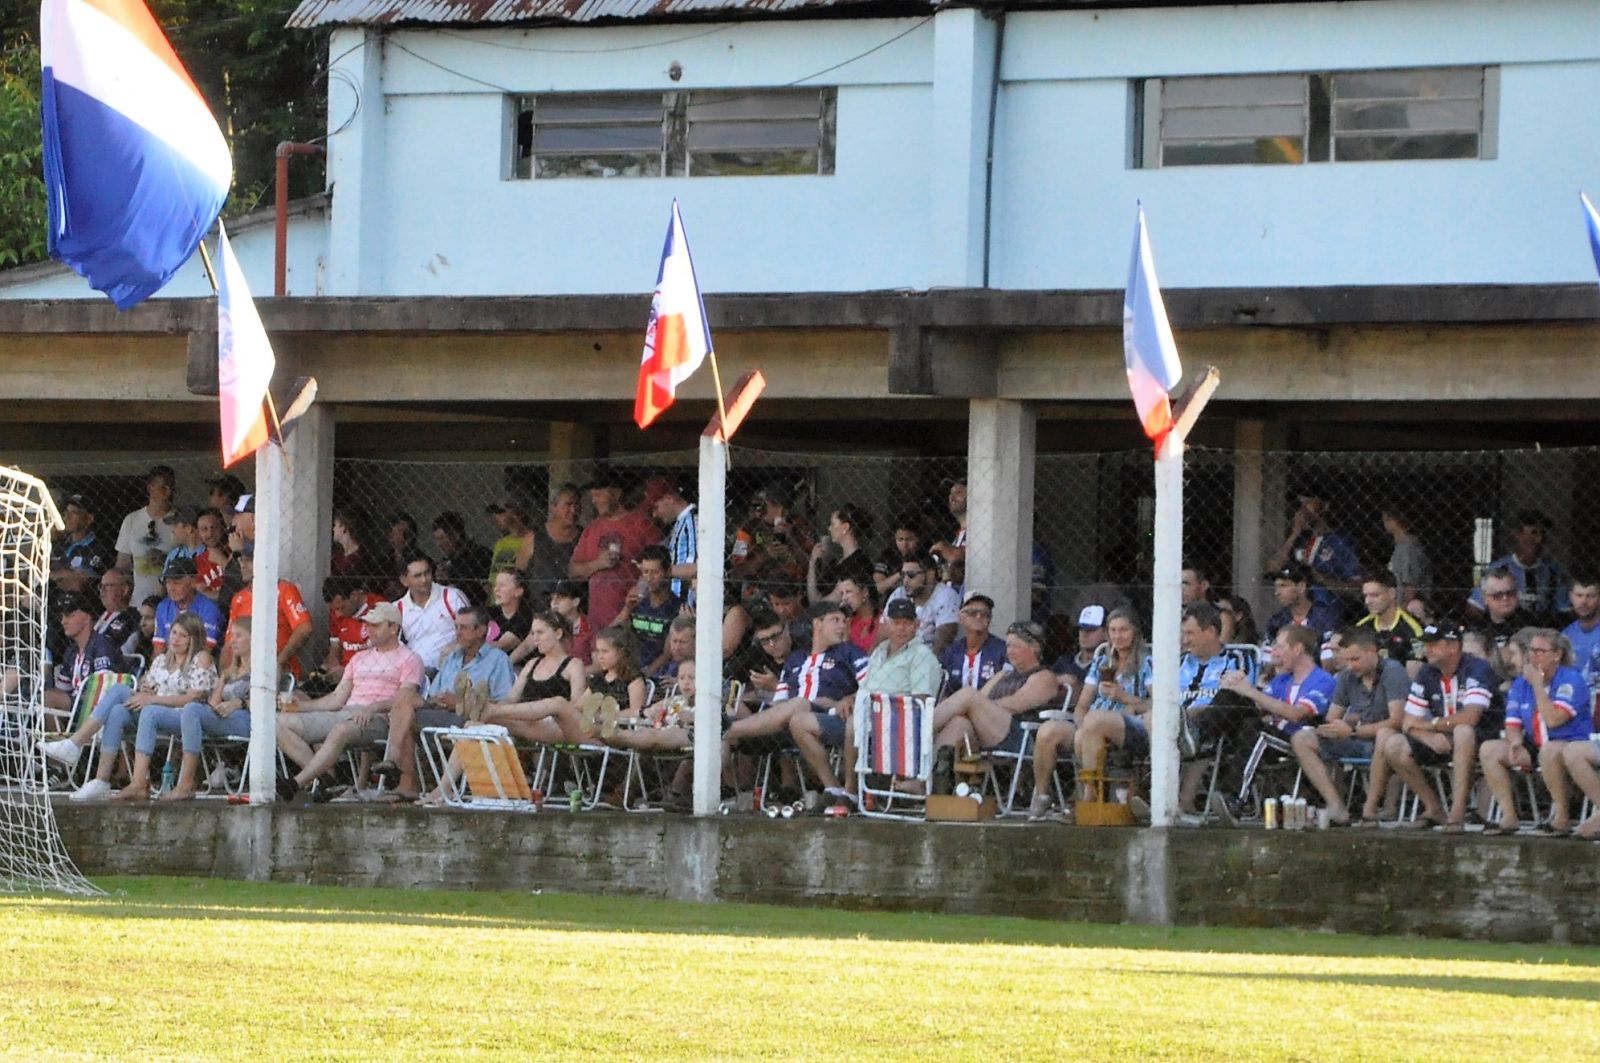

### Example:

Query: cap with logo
xmin=885 ymin=598 xmax=918 ymax=621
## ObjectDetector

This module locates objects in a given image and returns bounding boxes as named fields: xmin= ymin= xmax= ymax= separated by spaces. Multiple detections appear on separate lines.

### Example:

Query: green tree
xmin=0 ymin=0 xmax=329 ymax=268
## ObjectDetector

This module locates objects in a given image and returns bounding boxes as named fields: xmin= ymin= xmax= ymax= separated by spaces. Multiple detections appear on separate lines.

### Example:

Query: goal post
xmin=0 ymin=465 xmax=101 ymax=896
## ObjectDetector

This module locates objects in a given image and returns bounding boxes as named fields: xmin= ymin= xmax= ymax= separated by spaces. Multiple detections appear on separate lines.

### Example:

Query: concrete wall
xmin=55 ymin=805 xmax=1600 ymax=944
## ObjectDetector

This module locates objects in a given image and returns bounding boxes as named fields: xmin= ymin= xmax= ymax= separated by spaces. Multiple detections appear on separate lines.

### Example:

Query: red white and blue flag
xmin=40 ymin=0 xmax=232 ymax=309
xmin=215 ymin=223 xmax=274 ymax=468
xmin=1123 ymin=204 xmax=1183 ymax=453
xmin=1581 ymin=192 xmax=1600 ymax=284
xmin=635 ymin=200 xmax=712 ymax=429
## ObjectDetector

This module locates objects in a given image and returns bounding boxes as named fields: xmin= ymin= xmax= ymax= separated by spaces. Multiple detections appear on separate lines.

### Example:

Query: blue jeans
xmin=90 ymin=684 xmax=137 ymax=750
xmin=135 ymin=704 xmax=187 ymax=757
xmin=179 ymin=702 xmax=250 ymax=754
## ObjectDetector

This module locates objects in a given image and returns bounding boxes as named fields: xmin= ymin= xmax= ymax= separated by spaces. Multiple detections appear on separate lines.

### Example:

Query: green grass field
xmin=6 ymin=877 xmax=1600 ymax=1061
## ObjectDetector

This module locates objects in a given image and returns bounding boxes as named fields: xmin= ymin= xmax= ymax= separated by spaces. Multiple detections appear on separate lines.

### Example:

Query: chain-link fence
xmin=17 ymin=439 xmax=1600 ymax=822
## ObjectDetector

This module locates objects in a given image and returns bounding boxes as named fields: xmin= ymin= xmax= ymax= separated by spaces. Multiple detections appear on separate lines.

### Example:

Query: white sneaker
xmin=69 ymin=778 xmax=111 ymax=802
xmin=42 ymin=738 xmax=83 ymax=769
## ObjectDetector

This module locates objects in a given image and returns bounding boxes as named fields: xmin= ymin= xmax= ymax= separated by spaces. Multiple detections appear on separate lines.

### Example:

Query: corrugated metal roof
xmin=285 ymin=0 xmax=908 ymax=28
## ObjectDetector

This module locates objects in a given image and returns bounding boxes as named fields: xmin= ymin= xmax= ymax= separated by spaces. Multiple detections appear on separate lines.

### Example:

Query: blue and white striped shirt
xmin=668 ymin=503 xmax=697 ymax=604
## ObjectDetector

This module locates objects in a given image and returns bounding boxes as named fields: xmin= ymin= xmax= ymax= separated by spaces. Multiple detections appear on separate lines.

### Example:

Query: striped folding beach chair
xmin=854 ymin=693 xmax=933 ymax=819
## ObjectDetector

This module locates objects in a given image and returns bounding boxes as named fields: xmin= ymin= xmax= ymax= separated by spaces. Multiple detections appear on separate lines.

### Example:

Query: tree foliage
xmin=0 ymin=0 xmax=330 ymax=268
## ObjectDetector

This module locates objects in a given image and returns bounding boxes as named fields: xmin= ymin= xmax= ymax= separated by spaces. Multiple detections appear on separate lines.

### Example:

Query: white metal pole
xmin=1148 ymin=431 xmax=1184 ymax=828
xmin=247 ymin=443 xmax=281 ymax=804
xmin=692 ymin=433 xmax=726 ymax=816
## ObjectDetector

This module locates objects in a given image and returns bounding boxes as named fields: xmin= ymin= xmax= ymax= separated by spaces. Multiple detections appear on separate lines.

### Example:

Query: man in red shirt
xmin=225 ymin=542 xmax=314 ymax=678
xmin=567 ymin=470 xmax=660 ymax=629
xmin=319 ymin=576 xmax=387 ymax=685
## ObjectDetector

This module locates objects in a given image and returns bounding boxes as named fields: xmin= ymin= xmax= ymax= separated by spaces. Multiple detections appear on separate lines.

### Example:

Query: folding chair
xmin=421 ymin=725 xmax=537 ymax=811
xmin=986 ymin=719 xmax=1040 ymax=817
xmin=205 ymin=673 xmax=296 ymax=797
xmin=46 ymin=670 xmax=137 ymax=791
xmin=855 ymin=693 xmax=933 ymax=819
xmin=1237 ymin=728 xmax=1296 ymax=809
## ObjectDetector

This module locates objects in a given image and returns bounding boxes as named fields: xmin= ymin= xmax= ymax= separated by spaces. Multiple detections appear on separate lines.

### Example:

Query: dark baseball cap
xmin=550 ymin=580 xmax=585 ymax=601
xmin=170 ymin=505 xmax=200 ymax=527
xmin=54 ymin=593 xmax=95 ymax=617
xmin=234 ymin=494 xmax=255 ymax=514
xmin=162 ymin=556 xmax=199 ymax=579
xmin=1421 ymin=621 xmax=1462 ymax=643
xmin=1265 ymin=562 xmax=1312 ymax=584
xmin=61 ymin=493 xmax=91 ymax=512
xmin=885 ymin=598 xmax=917 ymax=621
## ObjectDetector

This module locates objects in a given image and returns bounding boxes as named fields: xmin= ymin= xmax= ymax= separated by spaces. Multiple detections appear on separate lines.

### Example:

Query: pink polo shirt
xmin=346 ymin=643 xmax=424 ymax=707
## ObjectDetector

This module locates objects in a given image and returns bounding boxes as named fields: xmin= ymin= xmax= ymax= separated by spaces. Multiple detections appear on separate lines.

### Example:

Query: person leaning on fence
xmin=1485 ymin=628 xmax=1592 ymax=834
xmin=114 ymin=463 xmax=179 ymax=605
xmin=276 ymin=602 xmax=424 ymax=804
xmin=1176 ymin=601 xmax=1260 ymax=817
xmin=154 ymin=618 xmax=261 ymax=802
xmin=372 ymin=604 xmax=516 ymax=794
xmin=46 ymin=612 xmax=216 ymax=802
xmin=486 ymin=569 xmax=534 ymax=655
xmin=1356 ymin=569 xmax=1425 ymax=677
xmin=1374 ymin=621 xmax=1500 ymax=832
xmin=1467 ymin=508 xmax=1570 ymax=621
xmin=431 ymin=511 xmax=495 ymax=607
xmin=1032 ymin=606 xmax=1152 ymax=821
xmin=720 ymin=601 xmax=868 ymax=785
xmin=939 ymin=593 xmax=1006 ymax=696
xmin=931 ymin=619 xmax=1059 ymax=762
xmin=520 ymin=483 xmax=582 ymax=608
xmin=809 ymin=505 xmax=875 ymax=605
xmin=568 ymin=470 xmax=662 ymax=630
xmin=1292 ymin=626 xmax=1408 ymax=828
xmin=394 ymin=554 xmax=470 ymax=673
xmin=50 ymin=492 xmax=115 ymax=595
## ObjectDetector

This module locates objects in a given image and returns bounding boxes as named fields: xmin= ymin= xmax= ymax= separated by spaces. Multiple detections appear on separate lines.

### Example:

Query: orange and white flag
xmin=634 ymin=200 xmax=712 ymax=429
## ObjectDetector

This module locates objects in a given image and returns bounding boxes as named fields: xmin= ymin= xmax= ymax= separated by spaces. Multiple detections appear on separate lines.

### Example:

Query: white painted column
xmin=278 ymin=406 xmax=335 ymax=649
xmin=1149 ymin=432 xmax=1184 ymax=828
xmin=966 ymin=399 xmax=1035 ymax=628
xmin=248 ymin=444 xmax=283 ymax=804
xmin=326 ymin=28 xmax=386 ymax=296
xmin=929 ymin=8 xmax=999 ymax=287
xmin=692 ymin=434 xmax=726 ymax=817
xmin=1230 ymin=420 xmax=1265 ymax=625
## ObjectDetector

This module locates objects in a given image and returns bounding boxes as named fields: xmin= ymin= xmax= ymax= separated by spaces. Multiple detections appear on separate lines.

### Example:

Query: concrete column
xmin=929 ymin=8 xmax=999 ymax=288
xmin=1253 ymin=422 xmax=1289 ymax=624
xmin=1230 ymin=420 xmax=1266 ymax=624
xmin=966 ymin=399 xmax=1035 ymax=628
xmin=278 ymin=406 xmax=335 ymax=653
xmin=548 ymin=420 xmax=597 ymax=503
xmin=326 ymin=29 xmax=386 ymax=296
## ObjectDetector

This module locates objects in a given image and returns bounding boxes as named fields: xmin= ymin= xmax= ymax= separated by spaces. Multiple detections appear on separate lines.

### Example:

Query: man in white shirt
xmin=114 ymin=464 xmax=179 ymax=604
xmin=393 ymin=555 xmax=469 ymax=672
xmin=881 ymin=553 xmax=960 ymax=655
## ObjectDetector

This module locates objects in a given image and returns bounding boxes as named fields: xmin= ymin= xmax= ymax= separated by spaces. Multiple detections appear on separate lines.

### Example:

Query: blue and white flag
xmin=40 ymin=0 xmax=232 ymax=309
xmin=1581 ymin=192 xmax=1600 ymax=284
xmin=1123 ymin=204 xmax=1183 ymax=454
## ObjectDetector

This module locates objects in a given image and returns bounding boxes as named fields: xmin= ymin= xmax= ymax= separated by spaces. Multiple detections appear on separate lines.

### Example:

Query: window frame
xmin=1135 ymin=66 xmax=1497 ymax=169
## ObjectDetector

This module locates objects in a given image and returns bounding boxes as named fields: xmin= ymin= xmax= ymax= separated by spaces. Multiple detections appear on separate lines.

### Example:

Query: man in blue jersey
xmin=152 ymin=556 xmax=225 ymax=653
xmin=1220 ymin=625 xmax=1336 ymax=807
xmin=938 ymin=592 xmax=1007 ymax=697
xmin=1466 ymin=509 xmax=1569 ymax=621
xmin=1560 ymin=570 xmax=1600 ymax=685
xmin=1178 ymin=601 xmax=1259 ymax=817
xmin=1372 ymin=621 xmax=1500 ymax=831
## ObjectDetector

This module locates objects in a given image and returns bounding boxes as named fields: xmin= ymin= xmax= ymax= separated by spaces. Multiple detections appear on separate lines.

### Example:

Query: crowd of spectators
xmin=32 ymin=465 xmax=1600 ymax=836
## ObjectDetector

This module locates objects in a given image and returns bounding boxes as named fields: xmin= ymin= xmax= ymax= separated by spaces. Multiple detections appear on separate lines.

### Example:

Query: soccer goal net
xmin=0 ymin=466 xmax=99 ymax=895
